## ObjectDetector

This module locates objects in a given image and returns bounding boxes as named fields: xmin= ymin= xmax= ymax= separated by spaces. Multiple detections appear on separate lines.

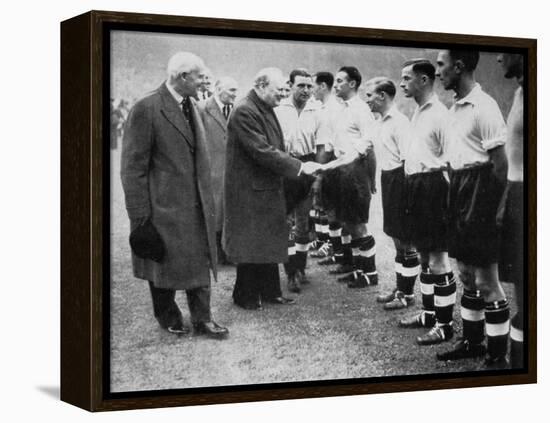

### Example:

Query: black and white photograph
xmin=108 ymin=27 xmax=528 ymax=393
xmin=5 ymin=0 xmax=547 ymax=419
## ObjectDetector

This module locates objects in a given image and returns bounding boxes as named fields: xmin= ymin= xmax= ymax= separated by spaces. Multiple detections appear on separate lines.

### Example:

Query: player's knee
xmin=428 ymin=254 xmax=450 ymax=274
xmin=458 ymin=268 xmax=475 ymax=290
xmin=476 ymin=279 xmax=501 ymax=299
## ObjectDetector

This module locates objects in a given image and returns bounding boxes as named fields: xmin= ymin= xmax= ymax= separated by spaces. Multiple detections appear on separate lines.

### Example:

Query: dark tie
xmin=180 ymin=98 xmax=190 ymax=121
xmin=180 ymin=98 xmax=195 ymax=136
xmin=223 ymin=104 xmax=231 ymax=120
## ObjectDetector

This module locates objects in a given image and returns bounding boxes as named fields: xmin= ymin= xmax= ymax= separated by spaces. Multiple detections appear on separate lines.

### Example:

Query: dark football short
xmin=322 ymin=154 xmax=372 ymax=224
xmin=498 ymin=181 xmax=524 ymax=283
xmin=284 ymin=175 xmax=313 ymax=215
xmin=448 ymin=163 xmax=506 ymax=266
xmin=405 ymin=170 xmax=448 ymax=252
xmin=381 ymin=166 xmax=407 ymax=240
xmin=284 ymin=153 xmax=315 ymax=214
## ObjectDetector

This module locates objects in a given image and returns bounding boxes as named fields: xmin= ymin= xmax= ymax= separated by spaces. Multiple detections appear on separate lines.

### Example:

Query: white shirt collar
xmin=418 ymin=93 xmax=439 ymax=112
xmin=214 ymin=95 xmax=225 ymax=112
xmin=343 ymin=94 xmax=361 ymax=107
xmin=165 ymin=81 xmax=185 ymax=105
xmin=278 ymin=97 xmax=319 ymax=112
xmin=382 ymin=104 xmax=399 ymax=121
xmin=455 ymin=83 xmax=483 ymax=106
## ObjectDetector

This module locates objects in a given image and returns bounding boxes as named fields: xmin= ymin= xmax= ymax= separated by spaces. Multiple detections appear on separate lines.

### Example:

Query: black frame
xmin=61 ymin=10 xmax=537 ymax=411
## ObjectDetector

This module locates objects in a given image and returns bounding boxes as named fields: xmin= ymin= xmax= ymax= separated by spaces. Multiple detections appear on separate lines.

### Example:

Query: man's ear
xmin=349 ymin=80 xmax=357 ymax=89
xmin=454 ymin=59 xmax=465 ymax=73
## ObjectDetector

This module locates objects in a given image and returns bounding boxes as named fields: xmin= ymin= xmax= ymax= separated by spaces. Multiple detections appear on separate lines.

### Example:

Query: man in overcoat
xmin=199 ymin=77 xmax=239 ymax=264
xmin=223 ymin=67 xmax=321 ymax=310
xmin=121 ymin=51 xmax=228 ymax=339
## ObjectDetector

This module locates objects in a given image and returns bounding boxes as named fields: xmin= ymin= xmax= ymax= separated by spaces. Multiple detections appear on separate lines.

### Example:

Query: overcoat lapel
xmin=205 ymin=97 xmax=227 ymax=133
xmin=189 ymin=99 xmax=218 ymax=277
xmin=158 ymin=84 xmax=196 ymax=152
xmin=248 ymin=90 xmax=284 ymax=150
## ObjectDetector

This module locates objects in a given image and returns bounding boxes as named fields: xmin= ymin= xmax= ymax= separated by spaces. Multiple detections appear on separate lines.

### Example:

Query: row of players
xmin=275 ymin=51 xmax=524 ymax=369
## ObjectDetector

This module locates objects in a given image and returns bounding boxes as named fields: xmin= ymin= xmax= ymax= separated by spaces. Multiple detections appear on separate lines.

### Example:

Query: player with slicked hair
xmin=318 ymin=66 xmax=378 ymax=289
xmin=364 ymin=77 xmax=420 ymax=311
xmin=275 ymin=68 xmax=328 ymax=293
xmin=397 ymin=59 xmax=457 ymax=346
xmin=435 ymin=49 xmax=510 ymax=367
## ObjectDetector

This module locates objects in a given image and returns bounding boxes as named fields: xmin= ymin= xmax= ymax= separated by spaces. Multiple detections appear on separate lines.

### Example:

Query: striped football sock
xmin=419 ymin=271 xmax=436 ymax=327
xmin=485 ymin=299 xmax=511 ymax=361
xmin=399 ymin=250 xmax=419 ymax=295
xmin=510 ymin=312 xmax=524 ymax=368
xmin=341 ymin=232 xmax=352 ymax=266
xmin=394 ymin=252 xmax=404 ymax=292
xmin=461 ymin=289 xmax=485 ymax=345
xmin=358 ymin=235 xmax=377 ymax=285
xmin=328 ymin=223 xmax=342 ymax=262
xmin=433 ymin=272 xmax=456 ymax=327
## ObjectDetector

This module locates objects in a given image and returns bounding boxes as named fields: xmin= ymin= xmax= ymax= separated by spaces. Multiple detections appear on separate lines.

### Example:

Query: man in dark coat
xmin=198 ymin=76 xmax=239 ymax=264
xmin=223 ymin=67 xmax=321 ymax=310
xmin=121 ymin=51 xmax=228 ymax=339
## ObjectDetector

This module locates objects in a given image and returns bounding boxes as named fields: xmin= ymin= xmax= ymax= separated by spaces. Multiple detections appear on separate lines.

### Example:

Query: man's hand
xmin=300 ymin=161 xmax=322 ymax=176
xmin=370 ymin=184 xmax=377 ymax=195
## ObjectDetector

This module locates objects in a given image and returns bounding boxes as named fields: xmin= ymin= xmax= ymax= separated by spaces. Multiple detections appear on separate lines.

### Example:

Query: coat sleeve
xmin=120 ymin=99 xmax=153 ymax=221
xmin=229 ymin=107 xmax=302 ymax=178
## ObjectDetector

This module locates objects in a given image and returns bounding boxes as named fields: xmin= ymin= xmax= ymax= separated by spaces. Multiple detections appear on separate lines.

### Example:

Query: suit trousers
xmin=148 ymin=281 xmax=211 ymax=327
xmin=232 ymin=263 xmax=282 ymax=307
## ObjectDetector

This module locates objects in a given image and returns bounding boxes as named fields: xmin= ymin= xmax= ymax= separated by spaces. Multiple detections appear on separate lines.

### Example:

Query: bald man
xmin=224 ymin=67 xmax=321 ymax=310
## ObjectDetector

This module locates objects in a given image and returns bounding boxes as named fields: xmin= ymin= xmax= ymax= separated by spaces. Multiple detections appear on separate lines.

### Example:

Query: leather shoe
xmin=266 ymin=296 xmax=296 ymax=305
xmin=416 ymin=325 xmax=453 ymax=345
xmin=233 ymin=299 xmax=262 ymax=310
xmin=383 ymin=291 xmax=415 ymax=310
xmin=376 ymin=288 xmax=397 ymax=303
xmin=166 ymin=323 xmax=190 ymax=335
xmin=484 ymin=355 xmax=509 ymax=370
xmin=436 ymin=338 xmax=486 ymax=361
xmin=287 ymin=274 xmax=301 ymax=293
xmin=399 ymin=311 xmax=436 ymax=328
xmin=329 ymin=264 xmax=356 ymax=275
xmin=193 ymin=321 xmax=229 ymax=339
xmin=318 ymin=255 xmax=338 ymax=266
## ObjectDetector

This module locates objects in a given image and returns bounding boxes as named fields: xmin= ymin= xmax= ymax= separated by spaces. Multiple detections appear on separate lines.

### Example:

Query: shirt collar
xmin=279 ymin=97 xmax=319 ymax=112
xmin=344 ymin=94 xmax=361 ymax=107
xmin=323 ymin=95 xmax=339 ymax=108
xmin=165 ymin=81 xmax=185 ymax=105
xmin=454 ymin=83 xmax=483 ymax=106
xmin=214 ymin=94 xmax=225 ymax=112
xmin=417 ymin=93 xmax=439 ymax=112
xmin=382 ymin=104 xmax=399 ymax=121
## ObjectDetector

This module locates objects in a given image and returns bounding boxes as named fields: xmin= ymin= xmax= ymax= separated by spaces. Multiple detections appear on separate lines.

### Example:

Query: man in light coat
xmin=199 ymin=77 xmax=239 ymax=264
xmin=121 ymin=51 xmax=228 ymax=339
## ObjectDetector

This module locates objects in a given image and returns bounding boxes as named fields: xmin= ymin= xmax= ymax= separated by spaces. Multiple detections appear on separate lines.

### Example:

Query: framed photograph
xmin=61 ymin=10 xmax=536 ymax=411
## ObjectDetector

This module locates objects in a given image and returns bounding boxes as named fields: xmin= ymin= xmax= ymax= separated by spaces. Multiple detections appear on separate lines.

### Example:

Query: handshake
xmin=300 ymin=161 xmax=326 ymax=176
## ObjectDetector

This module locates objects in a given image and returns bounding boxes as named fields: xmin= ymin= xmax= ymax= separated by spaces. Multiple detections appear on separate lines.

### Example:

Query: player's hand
xmin=301 ymin=161 xmax=322 ymax=176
